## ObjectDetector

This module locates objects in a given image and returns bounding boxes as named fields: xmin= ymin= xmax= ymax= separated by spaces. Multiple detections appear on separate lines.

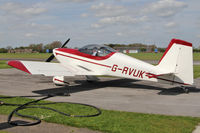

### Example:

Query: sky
xmin=0 ymin=0 xmax=199 ymax=48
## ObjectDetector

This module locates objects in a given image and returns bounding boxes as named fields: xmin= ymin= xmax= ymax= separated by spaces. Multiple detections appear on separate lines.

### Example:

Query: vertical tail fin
xmin=156 ymin=39 xmax=193 ymax=85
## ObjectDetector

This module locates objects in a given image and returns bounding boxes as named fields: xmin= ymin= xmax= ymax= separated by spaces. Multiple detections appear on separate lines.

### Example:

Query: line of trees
xmin=107 ymin=43 xmax=153 ymax=48
xmin=106 ymin=43 xmax=200 ymax=53
xmin=0 ymin=41 xmax=62 ymax=53
xmin=0 ymin=42 xmax=200 ymax=53
xmin=106 ymin=43 xmax=157 ymax=52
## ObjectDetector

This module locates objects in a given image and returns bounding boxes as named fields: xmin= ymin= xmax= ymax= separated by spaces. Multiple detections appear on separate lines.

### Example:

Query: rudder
xmin=156 ymin=39 xmax=193 ymax=85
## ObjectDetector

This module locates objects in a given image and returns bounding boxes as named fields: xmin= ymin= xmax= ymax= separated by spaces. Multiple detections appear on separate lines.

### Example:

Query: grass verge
xmin=194 ymin=65 xmax=200 ymax=79
xmin=0 ymin=96 xmax=200 ymax=133
xmin=0 ymin=53 xmax=199 ymax=61
xmin=128 ymin=52 xmax=200 ymax=61
xmin=0 ymin=61 xmax=11 ymax=69
xmin=0 ymin=53 xmax=51 ymax=59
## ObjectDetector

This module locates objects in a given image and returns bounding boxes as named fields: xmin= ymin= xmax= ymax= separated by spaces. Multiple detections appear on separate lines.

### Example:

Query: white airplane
xmin=7 ymin=38 xmax=193 ymax=92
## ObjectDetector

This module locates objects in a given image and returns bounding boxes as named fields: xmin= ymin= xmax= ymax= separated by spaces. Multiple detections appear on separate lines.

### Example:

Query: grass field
xmin=0 ymin=52 xmax=199 ymax=61
xmin=0 ymin=53 xmax=51 ymax=59
xmin=128 ymin=52 xmax=200 ymax=61
xmin=0 ymin=96 xmax=199 ymax=133
xmin=194 ymin=65 xmax=200 ymax=79
xmin=0 ymin=60 xmax=11 ymax=69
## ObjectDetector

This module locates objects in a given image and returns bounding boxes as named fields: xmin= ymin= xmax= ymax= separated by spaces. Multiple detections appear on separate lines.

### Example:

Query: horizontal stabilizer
xmin=145 ymin=72 xmax=174 ymax=79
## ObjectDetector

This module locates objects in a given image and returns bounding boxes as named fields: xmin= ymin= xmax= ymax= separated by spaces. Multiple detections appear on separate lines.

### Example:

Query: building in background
xmin=113 ymin=45 xmax=156 ymax=54
xmin=8 ymin=49 xmax=35 ymax=53
xmin=114 ymin=47 xmax=140 ymax=53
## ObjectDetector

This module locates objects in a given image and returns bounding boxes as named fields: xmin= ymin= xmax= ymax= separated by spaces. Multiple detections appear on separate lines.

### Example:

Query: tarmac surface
xmin=0 ymin=68 xmax=200 ymax=117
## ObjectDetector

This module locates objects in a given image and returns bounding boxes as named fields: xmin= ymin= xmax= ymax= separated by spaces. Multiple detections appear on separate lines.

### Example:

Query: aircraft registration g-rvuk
xmin=7 ymin=38 xmax=193 ymax=92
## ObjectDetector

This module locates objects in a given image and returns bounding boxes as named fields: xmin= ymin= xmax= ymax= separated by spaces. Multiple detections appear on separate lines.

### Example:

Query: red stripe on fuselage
xmin=55 ymin=52 xmax=112 ymax=68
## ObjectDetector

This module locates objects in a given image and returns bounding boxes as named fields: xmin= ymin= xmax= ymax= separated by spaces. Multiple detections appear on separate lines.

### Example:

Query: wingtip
xmin=7 ymin=60 xmax=31 ymax=74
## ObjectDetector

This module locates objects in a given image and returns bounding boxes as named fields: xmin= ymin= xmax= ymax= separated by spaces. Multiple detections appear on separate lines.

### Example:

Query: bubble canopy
xmin=78 ymin=44 xmax=116 ymax=57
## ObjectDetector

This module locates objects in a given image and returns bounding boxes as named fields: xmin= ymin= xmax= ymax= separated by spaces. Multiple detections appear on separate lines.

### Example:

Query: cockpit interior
xmin=78 ymin=44 xmax=116 ymax=57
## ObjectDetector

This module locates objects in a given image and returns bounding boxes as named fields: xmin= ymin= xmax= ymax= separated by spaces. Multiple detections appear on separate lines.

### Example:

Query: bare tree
xmin=6 ymin=46 xmax=12 ymax=50
xmin=29 ymin=43 xmax=43 ymax=52
xmin=49 ymin=41 xmax=62 ymax=49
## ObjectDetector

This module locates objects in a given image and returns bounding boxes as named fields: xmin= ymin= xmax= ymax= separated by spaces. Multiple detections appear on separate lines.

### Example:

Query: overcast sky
xmin=0 ymin=0 xmax=199 ymax=48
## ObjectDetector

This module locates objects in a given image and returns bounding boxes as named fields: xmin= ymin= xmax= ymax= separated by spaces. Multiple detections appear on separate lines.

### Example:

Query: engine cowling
xmin=53 ymin=76 xmax=68 ymax=86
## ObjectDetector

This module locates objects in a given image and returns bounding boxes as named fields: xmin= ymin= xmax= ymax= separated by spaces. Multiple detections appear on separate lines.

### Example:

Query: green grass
xmin=0 ymin=131 xmax=9 ymax=133
xmin=128 ymin=53 xmax=163 ymax=60
xmin=0 ymin=52 xmax=199 ymax=61
xmin=0 ymin=53 xmax=51 ymax=59
xmin=0 ymin=96 xmax=199 ymax=133
xmin=194 ymin=65 xmax=200 ymax=79
xmin=0 ymin=60 xmax=11 ymax=69
xmin=128 ymin=52 xmax=200 ymax=61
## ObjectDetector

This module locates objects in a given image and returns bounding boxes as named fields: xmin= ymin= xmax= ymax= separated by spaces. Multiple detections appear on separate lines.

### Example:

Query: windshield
xmin=79 ymin=44 xmax=116 ymax=56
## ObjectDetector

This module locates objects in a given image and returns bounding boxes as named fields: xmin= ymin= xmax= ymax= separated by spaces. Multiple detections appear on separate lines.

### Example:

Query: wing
xmin=7 ymin=60 xmax=100 ymax=76
xmin=7 ymin=60 xmax=76 ymax=76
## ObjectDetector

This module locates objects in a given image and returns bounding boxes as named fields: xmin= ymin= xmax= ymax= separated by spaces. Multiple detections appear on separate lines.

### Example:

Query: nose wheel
xmin=181 ymin=86 xmax=189 ymax=93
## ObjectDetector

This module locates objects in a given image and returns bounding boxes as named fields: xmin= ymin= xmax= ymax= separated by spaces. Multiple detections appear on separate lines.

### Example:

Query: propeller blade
xmin=46 ymin=54 xmax=55 ymax=62
xmin=61 ymin=38 xmax=70 ymax=48
xmin=45 ymin=38 xmax=70 ymax=62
